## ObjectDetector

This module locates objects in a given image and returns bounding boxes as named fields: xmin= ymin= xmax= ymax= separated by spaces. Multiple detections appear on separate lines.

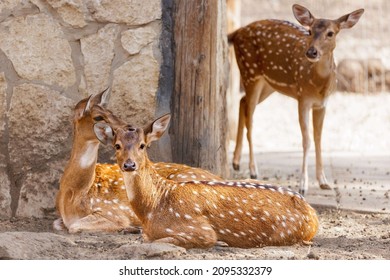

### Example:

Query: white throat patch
xmin=79 ymin=142 xmax=99 ymax=169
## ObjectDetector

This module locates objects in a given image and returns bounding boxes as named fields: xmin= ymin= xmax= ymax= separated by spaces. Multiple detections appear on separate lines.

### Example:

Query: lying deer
xmin=229 ymin=4 xmax=364 ymax=195
xmin=55 ymin=89 xmax=220 ymax=233
xmin=55 ymin=88 xmax=142 ymax=233
xmin=94 ymin=114 xmax=319 ymax=249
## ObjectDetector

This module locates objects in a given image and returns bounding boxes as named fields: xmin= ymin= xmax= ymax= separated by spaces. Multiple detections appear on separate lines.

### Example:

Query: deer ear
xmin=292 ymin=4 xmax=315 ymax=27
xmin=95 ymin=87 xmax=111 ymax=107
xmin=94 ymin=123 xmax=115 ymax=145
xmin=145 ymin=114 xmax=171 ymax=145
xmin=83 ymin=87 xmax=111 ymax=114
xmin=336 ymin=9 xmax=364 ymax=29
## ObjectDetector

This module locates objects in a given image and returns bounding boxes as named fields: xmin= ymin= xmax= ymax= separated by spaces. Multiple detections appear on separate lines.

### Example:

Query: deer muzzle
xmin=305 ymin=46 xmax=320 ymax=62
xmin=123 ymin=160 xmax=137 ymax=172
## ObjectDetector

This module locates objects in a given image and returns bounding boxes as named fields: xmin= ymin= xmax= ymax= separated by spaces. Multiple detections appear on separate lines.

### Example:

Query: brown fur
xmin=96 ymin=115 xmax=319 ymax=249
xmin=229 ymin=4 xmax=364 ymax=195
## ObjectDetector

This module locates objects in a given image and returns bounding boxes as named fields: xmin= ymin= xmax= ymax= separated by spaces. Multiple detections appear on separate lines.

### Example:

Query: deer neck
xmin=60 ymin=133 xmax=99 ymax=194
xmin=122 ymin=159 xmax=168 ymax=223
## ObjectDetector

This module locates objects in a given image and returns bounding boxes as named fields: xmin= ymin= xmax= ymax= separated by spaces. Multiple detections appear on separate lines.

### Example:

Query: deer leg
xmin=246 ymin=92 xmax=260 ymax=179
xmin=313 ymin=107 xmax=331 ymax=190
xmin=234 ymin=80 xmax=271 ymax=178
xmin=153 ymin=228 xmax=218 ymax=249
xmin=298 ymin=102 xmax=311 ymax=196
xmin=239 ymin=81 xmax=262 ymax=179
xmin=232 ymin=96 xmax=247 ymax=171
xmin=68 ymin=214 xmax=139 ymax=234
xmin=53 ymin=218 xmax=66 ymax=231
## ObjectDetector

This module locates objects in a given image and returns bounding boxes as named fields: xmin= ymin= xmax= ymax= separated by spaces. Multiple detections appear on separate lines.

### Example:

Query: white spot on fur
xmin=201 ymin=226 xmax=212 ymax=231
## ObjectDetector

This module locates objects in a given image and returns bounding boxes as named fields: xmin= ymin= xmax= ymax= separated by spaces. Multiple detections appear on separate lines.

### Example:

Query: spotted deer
xmin=94 ymin=114 xmax=319 ymax=249
xmin=229 ymin=4 xmax=364 ymax=195
xmin=55 ymin=89 xmax=221 ymax=233
xmin=55 ymin=88 xmax=142 ymax=233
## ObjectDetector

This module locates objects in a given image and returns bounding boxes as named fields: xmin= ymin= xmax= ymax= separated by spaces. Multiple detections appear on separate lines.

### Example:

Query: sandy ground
xmin=0 ymin=205 xmax=389 ymax=260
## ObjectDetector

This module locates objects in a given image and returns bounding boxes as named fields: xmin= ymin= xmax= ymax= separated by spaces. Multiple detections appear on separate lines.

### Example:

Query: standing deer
xmin=94 ymin=114 xmax=319 ymax=249
xmin=55 ymin=89 xmax=220 ymax=233
xmin=229 ymin=4 xmax=364 ymax=195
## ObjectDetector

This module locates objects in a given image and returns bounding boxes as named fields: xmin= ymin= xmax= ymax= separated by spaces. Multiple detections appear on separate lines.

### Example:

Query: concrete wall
xmin=0 ymin=0 xmax=164 ymax=218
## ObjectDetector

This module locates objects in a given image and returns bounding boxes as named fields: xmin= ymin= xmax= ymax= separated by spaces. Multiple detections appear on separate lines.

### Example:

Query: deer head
xmin=94 ymin=114 xmax=171 ymax=172
xmin=292 ymin=4 xmax=364 ymax=63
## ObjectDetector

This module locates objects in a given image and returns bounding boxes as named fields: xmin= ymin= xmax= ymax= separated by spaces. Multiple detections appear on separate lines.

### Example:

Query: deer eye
xmin=327 ymin=31 xmax=334 ymax=38
xmin=114 ymin=144 xmax=121 ymax=150
xmin=93 ymin=116 xmax=104 ymax=121
xmin=140 ymin=143 xmax=145 ymax=150
xmin=307 ymin=29 xmax=312 ymax=36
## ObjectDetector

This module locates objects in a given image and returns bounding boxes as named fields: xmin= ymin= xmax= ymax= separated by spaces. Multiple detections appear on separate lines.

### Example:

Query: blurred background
xmin=229 ymin=0 xmax=390 ymax=155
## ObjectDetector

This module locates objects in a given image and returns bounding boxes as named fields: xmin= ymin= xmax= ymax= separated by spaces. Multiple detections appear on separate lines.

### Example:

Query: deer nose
xmin=306 ymin=47 xmax=318 ymax=60
xmin=123 ymin=160 xmax=137 ymax=171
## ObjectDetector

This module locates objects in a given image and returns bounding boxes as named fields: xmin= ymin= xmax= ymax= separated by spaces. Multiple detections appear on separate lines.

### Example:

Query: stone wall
xmin=0 ymin=0 xmax=164 ymax=218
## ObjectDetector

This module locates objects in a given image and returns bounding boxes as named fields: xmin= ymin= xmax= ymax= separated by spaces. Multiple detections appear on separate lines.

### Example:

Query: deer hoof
xmin=215 ymin=241 xmax=229 ymax=247
xmin=232 ymin=163 xmax=240 ymax=171
xmin=302 ymin=240 xmax=313 ymax=246
xmin=299 ymin=188 xmax=306 ymax=197
xmin=122 ymin=226 xmax=142 ymax=234
xmin=250 ymin=174 xmax=257 ymax=179
xmin=320 ymin=184 xmax=331 ymax=190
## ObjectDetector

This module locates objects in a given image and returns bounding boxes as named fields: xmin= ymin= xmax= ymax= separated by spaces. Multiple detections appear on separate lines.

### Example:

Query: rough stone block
xmin=81 ymin=24 xmax=120 ymax=95
xmin=46 ymin=0 xmax=87 ymax=28
xmin=8 ymin=84 xmax=73 ymax=217
xmin=113 ymin=243 xmax=186 ymax=259
xmin=109 ymin=53 xmax=159 ymax=127
xmin=0 ymin=14 xmax=76 ymax=88
xmin=0 ymin=232 xmax=75 ymax=259
xmin=15 ymin=166 xmax=62 ymax=217
xmin=86 ymin=0 xmax=161 ymax=25
xmin=121 ymin=23 xmax=160 ymax=55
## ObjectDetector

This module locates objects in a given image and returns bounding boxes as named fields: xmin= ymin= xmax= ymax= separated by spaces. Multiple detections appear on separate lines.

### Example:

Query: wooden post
xmin=226 ymin=0 xmax=241 ymax=141
xmin=171 ymin=0 xmax=229 ymax=177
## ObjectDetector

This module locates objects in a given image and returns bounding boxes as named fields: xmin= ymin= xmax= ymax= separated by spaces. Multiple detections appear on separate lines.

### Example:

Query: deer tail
xmin=227 ymin=30 xmax=238 ymax=45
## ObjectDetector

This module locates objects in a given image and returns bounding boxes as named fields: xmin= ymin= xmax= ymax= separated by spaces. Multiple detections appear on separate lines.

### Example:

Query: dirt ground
xmin=1 ymin=205 xmax=389 ymax=260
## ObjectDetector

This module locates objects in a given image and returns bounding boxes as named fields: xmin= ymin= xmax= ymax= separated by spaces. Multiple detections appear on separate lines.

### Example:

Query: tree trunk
xmin=171 ymin=0 xmax=229 ymax=177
